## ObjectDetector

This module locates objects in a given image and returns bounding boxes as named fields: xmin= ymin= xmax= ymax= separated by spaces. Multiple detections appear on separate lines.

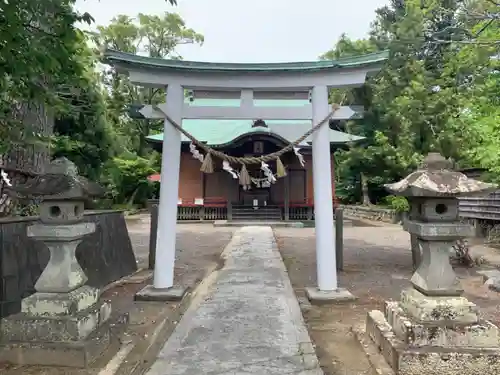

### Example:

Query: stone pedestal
xmin=0 ymin=222 xmax=112 ymax=367
xmin=364 ymin=153 xmax=500 ymax=374
xmin=0 ymin=158 xmax=112 ymax=367
xmin=366 ymin=289 xmax=500 ymax=375
xmin=0 ymin=286 xmax=112 ymax=367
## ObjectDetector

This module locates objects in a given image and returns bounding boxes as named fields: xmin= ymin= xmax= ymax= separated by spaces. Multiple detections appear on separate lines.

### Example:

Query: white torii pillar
xmin=305 ymin=86 xmax=355 ymax=303
xmin=135 ymin=83 xmax=187 ymax=301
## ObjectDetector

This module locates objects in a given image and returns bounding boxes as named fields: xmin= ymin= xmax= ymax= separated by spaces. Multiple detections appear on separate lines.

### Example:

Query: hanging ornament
xmin=250 ymin=176 xmax=275 ymax=189
xmin=189 ymin=142 xmax=204 ymax=163
xmin=260 ymin=161 xmax=277 ymax=184
xmin=1 ymin=170 xmax=12 ymax=187
xmin=222 ymin=161 xmax=239 ymax=179
xmin=239 ymin=164 xmax=252 ymax=190
xmin=200 ymin=152 xmax=214 ymax=173
xmin=293 ymin=147 xmax=305 ymax=167
xmin=276 ymin=157 xmax=287 ymax=178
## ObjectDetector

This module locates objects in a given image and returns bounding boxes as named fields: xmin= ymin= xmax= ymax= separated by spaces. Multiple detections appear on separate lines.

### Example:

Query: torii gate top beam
xmin=103 ymin=49 xmax=388 ymax=90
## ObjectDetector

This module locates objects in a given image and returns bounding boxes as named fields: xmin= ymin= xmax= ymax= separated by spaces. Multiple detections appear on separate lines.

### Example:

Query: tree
xmin=445 ymin=15 xmax=500 ymax=179
xmin=0 ymin=1 xmax=186 ymax=214
xmin=52 ymin=47 xmax=116 ymax=181
xmin=0 ymin=0 xmax=93 ymax=145
xmin=324 ymin=0 xmax=500 ymax=204
xmin=0 ymin=0 xmax=97 ymax=215
xmin=93 ymin=12 xmax=204 ymax=155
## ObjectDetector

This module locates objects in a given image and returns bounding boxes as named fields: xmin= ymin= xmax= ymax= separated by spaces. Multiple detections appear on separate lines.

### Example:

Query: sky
xmin=75 ymin=0 xmax=389 ymax=63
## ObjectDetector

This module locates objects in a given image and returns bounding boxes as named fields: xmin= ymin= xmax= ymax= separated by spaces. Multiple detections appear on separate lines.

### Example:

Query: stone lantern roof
xmin=384 ymin=153 xmax=496 ymax=197
xmin=6 ymin=157 xmax=104 ymax=201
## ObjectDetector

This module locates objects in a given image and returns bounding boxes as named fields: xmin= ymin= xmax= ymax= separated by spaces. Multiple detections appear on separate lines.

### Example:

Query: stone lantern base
xmin=0 ymin=285 xmax=112 ymax=368
xmin=365 ymin=288 xmax=500 ymax=375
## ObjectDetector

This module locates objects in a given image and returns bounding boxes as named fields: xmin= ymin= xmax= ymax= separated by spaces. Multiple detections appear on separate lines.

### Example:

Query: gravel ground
xmin=275 ymin=224 xmax=500 ymax=375
xmin=3 ymin=216 xmax=499 ymax=375
xmin=127 ymin=217 xmax=237 ymax=283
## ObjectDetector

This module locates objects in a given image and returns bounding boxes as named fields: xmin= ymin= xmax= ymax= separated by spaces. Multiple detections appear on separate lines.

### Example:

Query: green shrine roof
xmin=104 ymin=49 xmax=388 ymax=73
xmin=145 ymin=120 xmax=364 ymax=147
xmin=144 ymin=99 xmax=365 ymax=147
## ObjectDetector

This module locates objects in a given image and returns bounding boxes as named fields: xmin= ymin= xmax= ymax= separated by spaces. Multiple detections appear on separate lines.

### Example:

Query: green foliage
xmin=5 ymin=0 xmax=500 ymax=215
xmin=324 ymin=0 xmax=500 ymax=204
xmin=1 ymin=4 xmax=203 ymax=210
xmin=382 ymin=195 xmax=410 ymax=213
xmin=52 ymin=66 xmax=116 ymax=180
xmin=0 ymin=0 xmax=93 ymax=150
xmin=93 ymin=12 xmax=203 ymax=156
xmin=100 ymin=153 xmax=160 ymax=209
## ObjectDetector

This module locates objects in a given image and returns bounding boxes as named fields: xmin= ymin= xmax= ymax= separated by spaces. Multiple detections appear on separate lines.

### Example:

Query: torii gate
xmin=104 ymin=50 xmax=387 ymax=302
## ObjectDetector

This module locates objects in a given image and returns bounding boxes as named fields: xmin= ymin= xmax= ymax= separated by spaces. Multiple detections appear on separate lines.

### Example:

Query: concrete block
xmin=305 ymin=287 xmax=356 ymax=305
xmin=400 ymin=288 xmax=479 ymax=324
xmin=385 ymin=301 xmax=499 ymax=347
xmin=1 ymin=300 xmax=111 ymax=342
xmin=366 ymin=309 xmax=500 ymax=375
xmin=134 ymin=285 xmax=188 ymax=302
xmin=21 ymin=285 xmax=100 ymax=316
xmin=477 ymin=269 xmax=500 ymax=283
xmin=0 ymin=323 xmax=111 ymax=368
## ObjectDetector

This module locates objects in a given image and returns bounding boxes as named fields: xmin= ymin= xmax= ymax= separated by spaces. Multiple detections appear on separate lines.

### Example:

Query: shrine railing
xmin=148 ymin=197 xmax=228 ymax=221
xmin=148 ymin=197 xmax=342 ymax=222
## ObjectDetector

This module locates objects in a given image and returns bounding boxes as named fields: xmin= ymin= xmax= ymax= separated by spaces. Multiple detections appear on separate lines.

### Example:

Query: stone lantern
xmin=0 ymin=158 xmax=112 ymax=368
xmin=365 ymin=153 xmax=500 ymax=375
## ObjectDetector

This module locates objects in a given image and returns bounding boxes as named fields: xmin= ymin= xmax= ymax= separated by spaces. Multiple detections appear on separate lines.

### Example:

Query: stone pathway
xmin=146 ymin=226 xmax=322 ymax=375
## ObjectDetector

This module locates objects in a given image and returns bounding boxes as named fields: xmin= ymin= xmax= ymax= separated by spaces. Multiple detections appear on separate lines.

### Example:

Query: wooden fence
xmin=459 ymin=190 xmax=500 ymax=221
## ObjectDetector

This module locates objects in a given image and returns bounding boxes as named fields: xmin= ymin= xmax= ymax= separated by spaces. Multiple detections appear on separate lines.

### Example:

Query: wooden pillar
xmin=335 ymin=207 xmax=344 ymax=271
xmin=227 ymin=201 xmax=233 ymax=221
xmin=147 ymin=200 xmax=158 ymax=270
xmin=200 ymin=171 xmax=205 ymax=221
xmin=284 ymin=175 xmax=290 ymax=221
xmin=307 ymin=206 xmax=313 ymax=221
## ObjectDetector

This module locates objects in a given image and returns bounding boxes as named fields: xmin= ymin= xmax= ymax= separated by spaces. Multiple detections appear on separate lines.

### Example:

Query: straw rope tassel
xmin=159 ymin=97 xmax=345 ymax=171
xmin=239 ymin=164 xmax=251 ymax=187
xmin=275 ymin=157 xmax=287 ymax=178
xmin=200 ymin=152 xmax=214 ymax=173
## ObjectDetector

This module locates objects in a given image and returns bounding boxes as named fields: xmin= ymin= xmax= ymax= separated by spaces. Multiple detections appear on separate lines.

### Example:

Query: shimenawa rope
xmin=158 ymin=101 xmax=343 ymax=184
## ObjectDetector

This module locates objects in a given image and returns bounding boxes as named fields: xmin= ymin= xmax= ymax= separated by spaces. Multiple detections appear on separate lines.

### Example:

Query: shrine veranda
xmin=103 ymin=49 xmax=387 ymax=294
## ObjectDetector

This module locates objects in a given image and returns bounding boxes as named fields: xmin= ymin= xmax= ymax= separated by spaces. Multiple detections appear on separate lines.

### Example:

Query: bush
xmin=382 ymin=195 xmax=410 ymax=213
xmin=100 ymin=153 xmax=159 ymax=209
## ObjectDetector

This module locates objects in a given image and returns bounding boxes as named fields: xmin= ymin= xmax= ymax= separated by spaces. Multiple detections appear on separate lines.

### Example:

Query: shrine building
xmin=145 ymin=97 xmax=364 ymax=221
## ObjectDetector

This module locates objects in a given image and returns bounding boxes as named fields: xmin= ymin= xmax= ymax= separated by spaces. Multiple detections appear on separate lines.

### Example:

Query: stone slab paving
xmin=146 ymin=226 xmax=323 ymax=375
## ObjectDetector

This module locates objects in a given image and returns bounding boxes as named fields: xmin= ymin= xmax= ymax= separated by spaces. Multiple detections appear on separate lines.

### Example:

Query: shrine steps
xmin=231 ymin=205 xmax=282 ymax=221
xmin=214 ymin=220 xmax=304 ymax=228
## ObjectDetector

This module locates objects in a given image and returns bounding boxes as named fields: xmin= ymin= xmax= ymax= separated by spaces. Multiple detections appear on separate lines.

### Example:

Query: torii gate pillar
xmin=136 ymin=83 xmax=188 ymax=301
xmin=304 ymin=86 xmax=356 ymax=303
xmin=153 ymin=83 xmax=183 ymax=290
xmin=311 ymin=86 xmax=337 ymax=289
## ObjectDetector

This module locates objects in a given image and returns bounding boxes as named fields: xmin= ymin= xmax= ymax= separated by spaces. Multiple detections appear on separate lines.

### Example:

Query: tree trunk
xmin=0 ymin=101 xmax=53 ymax=216
xmin=360 ymin=172 xmax=371 ymax=206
